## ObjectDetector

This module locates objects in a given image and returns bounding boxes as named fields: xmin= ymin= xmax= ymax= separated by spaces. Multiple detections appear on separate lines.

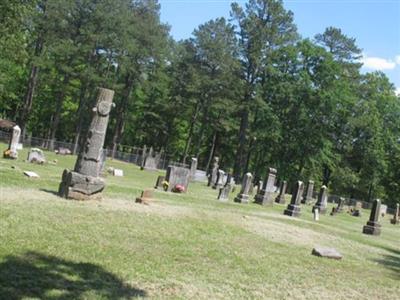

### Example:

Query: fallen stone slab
xmin=23 ymin=171 xmax=40 ymax=178
xmin=312 ymin=247 xmax=342 ymax=260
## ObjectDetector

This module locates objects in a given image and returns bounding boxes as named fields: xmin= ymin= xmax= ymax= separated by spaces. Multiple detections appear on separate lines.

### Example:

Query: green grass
xmin=0 ymin=143 xmax=399 ymax=299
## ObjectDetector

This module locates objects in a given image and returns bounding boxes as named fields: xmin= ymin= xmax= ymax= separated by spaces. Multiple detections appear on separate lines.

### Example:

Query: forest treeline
xmin=1 ymin=0 xmax=399 ymax=205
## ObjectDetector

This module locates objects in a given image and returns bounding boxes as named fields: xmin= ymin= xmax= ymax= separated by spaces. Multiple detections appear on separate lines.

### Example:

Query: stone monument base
xmin=312 ymin=205 xmax=327 ymax=214
xmin=284 ymin=204 xmax=301 ymax=217
xmin=254 ymin=191 xmax=274 ymax=206
xmin=362 ymin=221 xmax=381 ymax=235
xmin=234 ymin=193 xmax=249 ymax=204
xmin=58 ymin=170 xmax=105 ymax=200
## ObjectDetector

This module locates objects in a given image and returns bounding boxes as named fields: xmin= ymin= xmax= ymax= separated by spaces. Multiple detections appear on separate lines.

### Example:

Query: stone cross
xmin=254 ymin=167 xmax=277 ymax=206
xmin=208 ymin=157 xmax=219 ymax=186
xmin=3 ymin=125 xmax=21 ymax=159
xmin=234 ymin=172 xmax=253 ymax=204
xmin=190 ymin=157 xmax=198 ymax=181
xmin=213 ymin=169 xmax=225 ymax=189
xmin=275 ymin=180 xmax=287 ymax=204
xmin=390 ymin=203 xmax=399 ymax=225
xmin=283 ymin=181 xmax=304 ymax=217
xmin=312 ymin=185 xmax=328 ymax=214
xmin=362 ymin=199 xmax=382 ymax=235
xmin=301 ymin=180 xmax=314 ymax=204
xmin=58 ymin=88 xmax=114 ymax=200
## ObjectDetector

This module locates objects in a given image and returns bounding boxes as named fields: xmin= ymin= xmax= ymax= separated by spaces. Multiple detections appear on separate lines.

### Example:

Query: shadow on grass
xmin=39 ymin=188 xmax=59 ymax=196
xmin=0 ymin=251 xmax=146 ymax=299
xmin=373 ymin=247 xmax=400 ymax=279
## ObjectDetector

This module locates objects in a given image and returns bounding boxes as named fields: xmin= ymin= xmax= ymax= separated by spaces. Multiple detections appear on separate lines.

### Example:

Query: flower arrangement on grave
xmin=162 ymin=180 xmax=169 ymax=191
xmin=172 ymin=184 xmax=185 ymax=193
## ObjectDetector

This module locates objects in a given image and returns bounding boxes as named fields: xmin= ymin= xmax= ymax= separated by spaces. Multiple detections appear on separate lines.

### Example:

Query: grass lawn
xmin=0 ymin=143 xmax=399 ymax=299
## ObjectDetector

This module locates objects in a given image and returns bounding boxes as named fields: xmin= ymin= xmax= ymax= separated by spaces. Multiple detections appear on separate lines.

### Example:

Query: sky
xmin=159 ymin=0 xmax=400 ymax=94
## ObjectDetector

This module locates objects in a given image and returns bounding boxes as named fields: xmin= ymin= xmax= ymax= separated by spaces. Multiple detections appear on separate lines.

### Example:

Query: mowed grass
xmin=0 ymin=143 xmax=399 ymax=299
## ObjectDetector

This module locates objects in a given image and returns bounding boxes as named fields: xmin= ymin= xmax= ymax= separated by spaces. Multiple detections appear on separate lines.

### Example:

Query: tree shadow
xmin=39 ymin=188 xmax=59 ymax=196
xmin=373 ymin=247 xmax=400 ymax=279
xmin=0 ymin=251 xmax=146 ymax=299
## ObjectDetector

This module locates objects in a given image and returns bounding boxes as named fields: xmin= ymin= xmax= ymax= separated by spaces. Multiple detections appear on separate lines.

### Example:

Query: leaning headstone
xmin=208 ymin=157 xmax=219 ymax=186
xmin=390 ymin=203 xmax=399 ymax=225
xmin=362 ymin=199 xmax=382 ymax=236
xmin=165 ymin=165 xmax=190 ymax=192
xmin=213 ymin=169 xmax=225 ymax=190
xmin=27 ymin=148 xmax=46 ymax=164
xmin=154 ymin=175 xmax=165 ymax=189
xmin=275 ymin=180 xmax=287 ymax=204
xmin=312 ymin=247 xmax=342 ymax=260
xmin=136 ymin=189 xmax=153 ymax=205
xmin=23 ymin=171 xmax=40 ymax=178
xmin=58 ymin=88 xmax=114 ymax=200
xmin=283 ymin=181 xmax=304 ymax=217
xmin=189 ymin=157 xmax=198 ymax=181
xmin=312 ymin=185 xmax=328 ymax=214
xmin=254 ymin=168 xmax=277 ymax=206
xmin=234 ymin=172 xmax=253 ymax=204
xmin=3 ymin=125 xmax=21 ymax=159
xmin=301 ymin=180 xmax=314 ymax=204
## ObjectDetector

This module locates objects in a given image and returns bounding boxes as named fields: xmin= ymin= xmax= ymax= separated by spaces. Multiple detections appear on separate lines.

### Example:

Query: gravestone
xmin=312 ymin=185 xmax=328 ymax=214
xmin=301 ymin=180 xmax=314 ymax=204
xmin=23 ymin=171 xmax=40 ymax=178
xmin=355 ymin=201 xmax=363 ymax=210
xmin=362 ymin=199 xmax=381 ymax=235
xmin=390 ymin=203 xmax=399 ymax=225
xmin=154 ymin=175 xmax=165 ymax=189
xmin=283 ymin=181 xmax=304 ymax=217
xmin=254 ymin=168 xmax=277 ymax=206
xmin=136 ymin=189 xmax=153 ymax=205
xmin=142 ymin=147 xmax=160 ymax=170
xmin=218 ymin=179 xmax=232 ymax=202
xmin=208 ymin=157 xmax=219 ymax=186
xmin=313 ymin=208 xmax=320 ymax=221
xmin=334 ymin=197 xmax=345 ymax=213
xmin=58 ymin=88 xmax=114 ymax=200
xmin=256 ymin=180 xmax=263 ymax=195
xmin=56 ymin=147 xmax=72 ymax=155
xmin=140 ymin=145 xmax=147 ymax=167
xmin=27 ymin=148 xmax=46 ymax=164
xmin=3 ymin=125 xmax=21 ymax=159
xmin=213 ymin=169 xmax=225 ymax=190
xmin=234 ymin=172 xmax=253 ymax=204
xmin=190 ymin=157 xmax=198 ymax=181
xmin=113 ymin=169 xmax=124 ymax=177
xmin=275 ymin=180 xmax=287 ymax=204
xmin=165 ymin=165 xmax=190 ymax=192
xmin=312 ymin=247 xmax=342 ymax=260
xmin=380 ymin=204 xmax=387 ymax=217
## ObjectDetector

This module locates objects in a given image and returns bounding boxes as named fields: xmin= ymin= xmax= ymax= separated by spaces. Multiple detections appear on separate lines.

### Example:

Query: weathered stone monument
xmin=254 ymin=168 xmax=277 ymax=206
xmin=390 ymin=203 xmax=399 ymax=225
xmin=312 ymin=185 xmax=328 ymax=214
xmin=208 ymin=157 xmax=219 ymax=186
xmin=234 ymin=172 xmax=253 ymax=204
xmin=189 ymin=157 xmax=198 ymax=181
xmin=218 ymin=175 xmax=232 ymax=202
xmin=58 ymin=88 xmax=114 ymax=200
xmin=27 ymin=148 xmax=46 ymax=164
xmin=362 ymin=199 xmax=382 ymax=236
xmin=301 ymin=180 xmax=314 ymax=204
xmin=283 ymin=181 xmax=304 ymax=217
xmin=275 ymin=180 xmax=287 ymax=204
xmin=3 ymin=125 xmax=21 ymax=159
xmin=213 ymin=169 xmax=225 ymax=190
xmin=336 ymin=197 xmax=345 ymax=213
xmin=165 ymin=165 xmax=190 ymax=192
xmin=141 ymin=147 xmax=161 ymax=170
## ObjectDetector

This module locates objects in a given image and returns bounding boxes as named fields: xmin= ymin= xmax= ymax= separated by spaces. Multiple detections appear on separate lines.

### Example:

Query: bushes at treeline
xmin=0 ymin=0 xmax=399 ymax=205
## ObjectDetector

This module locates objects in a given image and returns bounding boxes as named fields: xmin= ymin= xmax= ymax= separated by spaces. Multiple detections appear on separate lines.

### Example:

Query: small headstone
xmin=312 ymin=247 xmax=342 ymax=260
xmin=335 ymin=197 xmax=345 ymax=213
xmin=254 ymin=167 xmax=277 ymax=206
xmin=136 ymin=189 xmax=153 ymax=205
xmin=283 ymin=181 xmax=304 ymax=217
xmin=27 ymin=148 xmax=46 ymax=164
xmin=380 ymin=204 xmax=387 ymax=217
xmin=275 ymin=180 xmax=287 ymax=204
xmin=355 ymin=201 xmax=362 ymax=210
xmin=16 ymin=143 xmax=23 ymax=150
xmin=312 ymin=185 xmax=328 ymax=214
xmin=362 ymin=199 xmax=382 ymax=236
xmin=390 ymin=203 xmax=399 ymax=225
xmin=154 ymin=175 xmax=165 ymax=189
xmin=56 ymin=147 xmax=72 ymax=155
xmin=234 ymin=172 xmax=253 ymax=204
xmin=113 ymin=169 xmax=124 ymax=177
xmin=165 ymin=166 xmax=190 ymax=192
xmin=218 ymin=183 xmax=231 ymax=201
xmin=189 ymin=157 xmax=198 ymax=181
xmin=212 ymin=169 xmax=225 ymax=190
xmin=313 ymin=208 xmax=320 ymax=221
xmin=208 ymin=157 xmax=219 ymax=187
xmin=301 ymin=180 xmax=314 ymax=204
xmin=23 ymin=171 xmax=40 ymax=178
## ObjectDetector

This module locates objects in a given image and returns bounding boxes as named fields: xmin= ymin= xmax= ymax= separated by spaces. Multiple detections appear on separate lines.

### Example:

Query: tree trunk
xmin=181 ymin=100 xmax=201 ymax=163
xmin=205 ymin=130 xmax=218 ymax=174
xmin=233 ymin=107 xmax=249 ymax=181
xmin=194 ymin=104 xmax=209 ymax=158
